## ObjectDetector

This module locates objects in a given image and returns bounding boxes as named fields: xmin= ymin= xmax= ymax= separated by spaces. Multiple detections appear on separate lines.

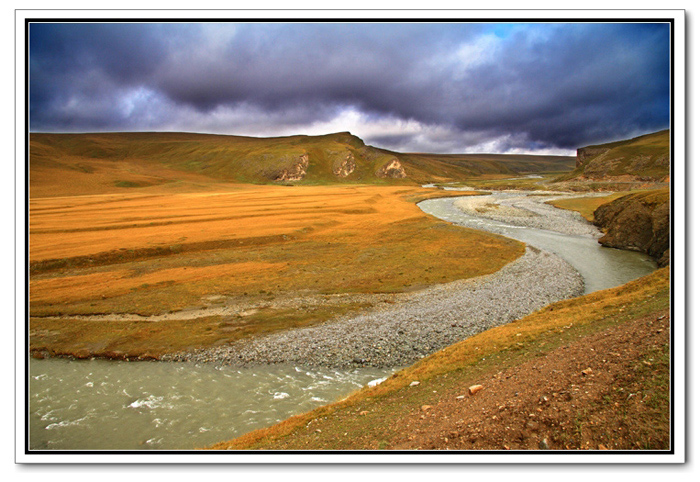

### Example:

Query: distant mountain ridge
xmin=29 ymin=131 xmax=575 ymax=196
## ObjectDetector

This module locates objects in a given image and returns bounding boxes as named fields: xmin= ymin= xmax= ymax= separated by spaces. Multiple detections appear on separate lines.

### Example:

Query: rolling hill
xmin=556 ymin=130 xmax=670 ymax=183
xmin=29 ymin=131 xmax=575 ymax=197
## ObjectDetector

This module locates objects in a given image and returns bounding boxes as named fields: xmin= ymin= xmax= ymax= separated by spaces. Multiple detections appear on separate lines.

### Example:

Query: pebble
xmin=468 ymin=385 xmax=484 ymax=395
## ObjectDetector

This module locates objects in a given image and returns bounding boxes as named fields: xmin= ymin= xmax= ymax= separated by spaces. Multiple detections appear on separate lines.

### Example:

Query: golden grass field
xmin=547 ymin=192 xmax=634 ymax=222
xmin=30 ymin=184 xmax=524 ymax=358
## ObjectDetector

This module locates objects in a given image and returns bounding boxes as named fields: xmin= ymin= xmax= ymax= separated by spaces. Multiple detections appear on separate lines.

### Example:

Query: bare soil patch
xmin=389 ymin=310 xmax=670 ymax=451
xmin=231 ymin=309 xmax=669 ymax=452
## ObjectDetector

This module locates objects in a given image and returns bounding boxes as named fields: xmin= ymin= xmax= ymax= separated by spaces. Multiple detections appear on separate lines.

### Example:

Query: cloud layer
xmin=29 ymin=21 xmax=671 ymax=153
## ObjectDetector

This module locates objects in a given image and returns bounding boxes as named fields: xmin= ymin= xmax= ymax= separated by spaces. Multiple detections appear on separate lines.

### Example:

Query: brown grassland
xmin=30 ymin=184 xmax=524 ymax=359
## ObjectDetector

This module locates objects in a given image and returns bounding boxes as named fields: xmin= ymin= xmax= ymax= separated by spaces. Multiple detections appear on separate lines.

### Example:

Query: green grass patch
xmin=30 ymin=302 xmax=370 ymax=360
xmin=114 ymin=180 xmax=142 ymax=188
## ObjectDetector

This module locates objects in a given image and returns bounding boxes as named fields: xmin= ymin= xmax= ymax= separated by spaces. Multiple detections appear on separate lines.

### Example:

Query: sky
xmin=28 ymin=21 xmax=671 ymax=155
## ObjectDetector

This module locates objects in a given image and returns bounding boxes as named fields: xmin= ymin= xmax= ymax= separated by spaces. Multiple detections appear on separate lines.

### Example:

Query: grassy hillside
xmin=394 ymin=151 xmax=574 ymax=184
xmin=30 ymin=131 xmax=574 ymax=197
xmin=556 ymin=130 xmax=670 ymax=182
xmin=208 ymin=267 xmax=670 ymax=451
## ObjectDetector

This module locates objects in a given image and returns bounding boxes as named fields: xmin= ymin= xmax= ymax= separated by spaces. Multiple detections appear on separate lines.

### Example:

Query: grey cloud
xmin=29 ymin=21 xmax=670 ymax=152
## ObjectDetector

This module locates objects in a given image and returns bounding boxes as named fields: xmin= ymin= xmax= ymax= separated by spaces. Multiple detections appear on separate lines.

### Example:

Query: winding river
xmin=28 ymin=191 xmax=657 ymax=451
xmin=418 ymin=192 xmax=657 ymax=293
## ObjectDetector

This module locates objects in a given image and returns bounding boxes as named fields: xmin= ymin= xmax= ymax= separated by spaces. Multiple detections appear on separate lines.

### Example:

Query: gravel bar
xmin=165 ymin=246 xmax=584 ymax=368
xmin=452 ymin=193 xmax=602 ymax=237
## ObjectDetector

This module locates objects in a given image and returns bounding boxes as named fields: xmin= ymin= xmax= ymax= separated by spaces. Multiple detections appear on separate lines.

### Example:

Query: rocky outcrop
xmin=375 ymin=158 xmax=406 ymax=179
xmin=332 ymin=152 xmax=356 ymax=178
xmin=594 ymin=190 xmax=670 ymax=267
xmin=275 ymin=154 xmax=309 ymax=181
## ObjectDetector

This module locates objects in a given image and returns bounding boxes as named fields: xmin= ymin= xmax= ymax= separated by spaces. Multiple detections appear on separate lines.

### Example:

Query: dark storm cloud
xmin=153 ymin=23 xmax=488 ymax=112
xmin=442 ymin=23 xmax=671 ymax=148
xmin=29 ymin=22 xmax=197 ymax=129
xmin=29 ymin=21 xmax=670 ymax=152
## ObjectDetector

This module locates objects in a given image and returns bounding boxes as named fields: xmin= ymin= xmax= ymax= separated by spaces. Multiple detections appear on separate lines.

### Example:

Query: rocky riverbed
xmin=165 ymin=246 xmax=584 ymax=368
xmin=452 ymin=192 xmax=603 ymax=237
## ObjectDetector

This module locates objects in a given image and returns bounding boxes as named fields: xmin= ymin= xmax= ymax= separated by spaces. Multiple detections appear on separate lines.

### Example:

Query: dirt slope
xmin=388 ymin=310 xmax=670 ymax=451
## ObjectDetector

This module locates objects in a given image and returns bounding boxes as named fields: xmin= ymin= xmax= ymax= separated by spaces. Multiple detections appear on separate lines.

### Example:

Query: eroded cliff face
xmin=375 ymin=158 xmax=406 ymax=179
xmin=275 ymin=153 xmax=309 ymax=181
xmin=594 ymin=190 xmax=670 ymax=267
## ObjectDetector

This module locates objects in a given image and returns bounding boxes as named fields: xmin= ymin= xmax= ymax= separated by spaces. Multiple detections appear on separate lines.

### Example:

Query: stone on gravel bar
xmin=468 ymin=384 xmax=484 ymax=395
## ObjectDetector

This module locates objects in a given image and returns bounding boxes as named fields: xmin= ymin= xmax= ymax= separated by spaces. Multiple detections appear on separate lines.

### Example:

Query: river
xmin=418 ymin=192 xmax=657 ymax=294
xmin=29 ymin=358 xmax=391 ymax=450
xmin=28 ymin=191 xmax=657 ymax=451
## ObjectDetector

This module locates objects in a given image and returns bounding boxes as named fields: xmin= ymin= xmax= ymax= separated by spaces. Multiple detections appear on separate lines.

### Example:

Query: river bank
xmin=420 ymin=193 xmax=656 ymax=294
xmin=213 ymin=267 xmax=670 ymax=451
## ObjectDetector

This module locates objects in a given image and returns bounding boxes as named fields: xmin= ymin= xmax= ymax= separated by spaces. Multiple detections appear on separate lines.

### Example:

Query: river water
xmin=28 ymin=191 xmax=657 ymax=451
xmin=29 ymin=358 xmax=391 ymax=450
